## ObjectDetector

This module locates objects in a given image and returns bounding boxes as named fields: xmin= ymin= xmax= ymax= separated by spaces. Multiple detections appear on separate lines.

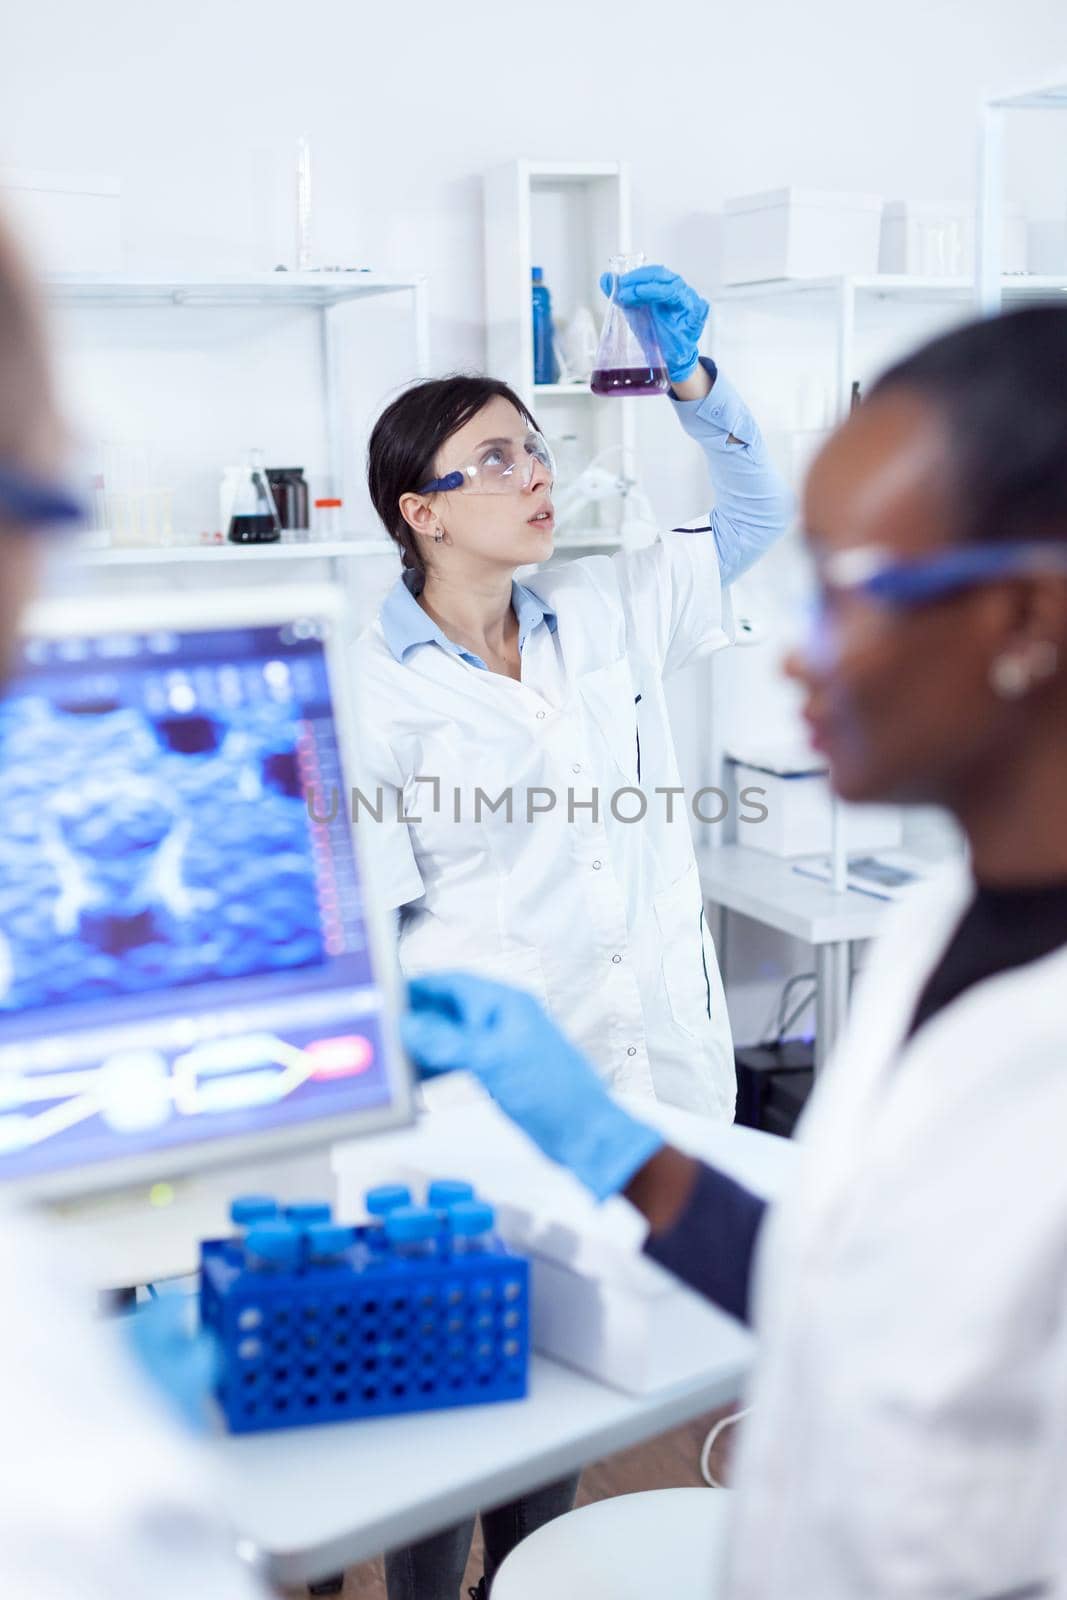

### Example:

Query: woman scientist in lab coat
xmin=403 ymin=305 xmax=1067 ymax=1599
xmin=357 ymin=267 xmax=788 ymax=1600
xmin=358 ymin=266 xmax=791 ymax=1124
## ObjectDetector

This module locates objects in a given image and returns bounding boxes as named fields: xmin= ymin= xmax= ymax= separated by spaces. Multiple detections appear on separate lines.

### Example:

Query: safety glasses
xmin=800 ymin=540 xmax=1067 ymax=671
xmin=417 ymin=430 xmax=556 ymax=497
xmin=0 ymin=463 xmax=84 ymax=532
xmin=818 ymin=540 xmax=1067 ymax=608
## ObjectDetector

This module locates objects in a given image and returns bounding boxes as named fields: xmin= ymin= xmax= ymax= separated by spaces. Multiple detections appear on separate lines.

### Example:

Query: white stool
xmin=491 ymin=1487 xmax=732 ymax=1600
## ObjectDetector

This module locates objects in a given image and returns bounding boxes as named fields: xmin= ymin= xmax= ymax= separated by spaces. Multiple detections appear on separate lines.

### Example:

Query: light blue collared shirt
xmin=380 ymin=570 xmax=557 ymax=671
xmin=670 ymin=358 xmax=792 ymax=586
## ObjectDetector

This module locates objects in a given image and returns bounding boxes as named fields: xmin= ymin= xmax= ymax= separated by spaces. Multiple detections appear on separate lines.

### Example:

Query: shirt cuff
xmin=670 ymin=359 xmax=756 ymax=447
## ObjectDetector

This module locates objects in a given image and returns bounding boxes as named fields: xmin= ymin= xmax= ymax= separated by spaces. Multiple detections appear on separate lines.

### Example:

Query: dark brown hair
xmin=367 ymin=375 xmax=539 ymax=579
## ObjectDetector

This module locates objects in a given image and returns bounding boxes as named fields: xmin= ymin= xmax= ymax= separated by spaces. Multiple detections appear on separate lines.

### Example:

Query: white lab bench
xmin=698 ymin=844 xmax=891 ymax=1069
xmin=206 ymin=1111 xmax=795 ymax=1588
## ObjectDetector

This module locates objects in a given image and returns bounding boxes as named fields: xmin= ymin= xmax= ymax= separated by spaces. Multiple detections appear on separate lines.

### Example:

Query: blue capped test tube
xmin=427 ymin=1179 xmax=475 ymax=1210
xmin=285 ymin=1200 xmax=333 ymax=1226
xmin=364 ymin=1185 xmax=412 ymax=1253
xmin=365 ymin=1184 xmax=412 ymax=1216
xmin=244 ymin=1220 xmax=301 ymax=1273
xmin=304 ymin=1221 xmax=355 ymax=1269
xmin=446 ymin=1200 xmax=496 ymax=1256
xmin=384 ymin=1204 xmax=439 ymax=1261
xmin=230 ymin=1194 xmax=280 ymax=1228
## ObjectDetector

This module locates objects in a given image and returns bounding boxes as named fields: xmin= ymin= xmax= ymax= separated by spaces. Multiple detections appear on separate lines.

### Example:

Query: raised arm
xmin=611 ymin=265 xmax=793 ymax=584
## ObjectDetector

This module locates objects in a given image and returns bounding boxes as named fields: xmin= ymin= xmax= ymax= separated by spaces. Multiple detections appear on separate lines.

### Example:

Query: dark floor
xmin=280 ymin=1400 xmax=741 ymax=1600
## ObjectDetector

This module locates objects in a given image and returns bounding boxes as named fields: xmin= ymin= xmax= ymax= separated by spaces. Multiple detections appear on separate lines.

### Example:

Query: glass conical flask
xmin=227 ymin=448 xmax=282 ymax=544
xmin=590 ymin=252 xmax=670 ymax=397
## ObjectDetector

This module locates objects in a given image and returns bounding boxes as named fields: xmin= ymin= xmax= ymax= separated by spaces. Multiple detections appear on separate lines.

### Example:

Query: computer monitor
xmin=0 ymin=584 xmax=412 ymax=1276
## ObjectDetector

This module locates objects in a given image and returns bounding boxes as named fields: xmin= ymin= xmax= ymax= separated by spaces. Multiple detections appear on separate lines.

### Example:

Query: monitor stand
xmin=42 ymin=1146 xmax=338 ymax=1290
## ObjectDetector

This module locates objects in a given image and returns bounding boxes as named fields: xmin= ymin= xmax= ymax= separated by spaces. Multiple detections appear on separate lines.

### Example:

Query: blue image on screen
xmin=0 ymin=669 xmax=326 ymax=1014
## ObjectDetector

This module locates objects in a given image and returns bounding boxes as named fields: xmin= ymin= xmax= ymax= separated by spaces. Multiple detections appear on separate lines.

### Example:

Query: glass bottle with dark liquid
xmin=590 ymin=251 xmax=670 ymax=398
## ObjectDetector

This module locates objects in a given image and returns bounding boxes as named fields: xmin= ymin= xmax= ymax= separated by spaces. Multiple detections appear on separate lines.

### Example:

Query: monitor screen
xmin=0 ymin=594 xmax=410 ymax=1195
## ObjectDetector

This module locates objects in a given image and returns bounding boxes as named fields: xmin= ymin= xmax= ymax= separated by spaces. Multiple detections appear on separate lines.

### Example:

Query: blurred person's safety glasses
xmin=801 ymin=539 xmax=1067 ymax=669
xmin=418 ymin=431 xmax=555 ymax=496
xmin=0 ymin=463 xmax=84 ymax=532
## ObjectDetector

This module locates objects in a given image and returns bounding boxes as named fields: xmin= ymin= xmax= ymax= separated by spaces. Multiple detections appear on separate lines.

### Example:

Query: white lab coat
xmin=356 ymin=529 xmax=736 ymax=1118
xmin=724 ymin=858 xmax=1067 ymax=1598
xmin=0 ymin=1208 xmax=266 ymax=1600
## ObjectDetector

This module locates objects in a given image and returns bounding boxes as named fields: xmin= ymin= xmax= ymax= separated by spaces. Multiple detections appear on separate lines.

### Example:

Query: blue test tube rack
xmin=199 ymin=1187 xmax=530 ymax=1435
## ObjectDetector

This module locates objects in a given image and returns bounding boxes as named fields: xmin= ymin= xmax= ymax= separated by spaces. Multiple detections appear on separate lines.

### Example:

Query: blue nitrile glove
xmin=403 ymin=972 xmax=664 ymax=1202
xmin=124 ymin=1292 xmax=219 ymax=1433
xmin=600 ymin=264 xmax=709 ymax=385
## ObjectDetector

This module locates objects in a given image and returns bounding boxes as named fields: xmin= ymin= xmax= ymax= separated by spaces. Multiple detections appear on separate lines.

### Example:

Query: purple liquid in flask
xmin=590 ymin=251 xmax=671 ymax=400
xmin=590 ymin=366 xmax=670 ymax=397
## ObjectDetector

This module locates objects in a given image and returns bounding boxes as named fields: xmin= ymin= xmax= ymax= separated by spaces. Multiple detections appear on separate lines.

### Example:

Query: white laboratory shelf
xmin=714 ymin=272 xmax=1067 ymax=305
xmin=70 ymin=537 xmax=398 ymax=567
xmin=43 ymin=270 xmax=426 ymax=308
xmin=533 ymin=382 xmax=596 ymax=397
xmin=714 ymin=273 xmax=975 ymax=301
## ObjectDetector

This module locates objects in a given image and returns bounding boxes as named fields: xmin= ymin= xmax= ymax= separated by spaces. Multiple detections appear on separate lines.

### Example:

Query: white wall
xmin=2 ymin=0 xmax=1065 ymax=1040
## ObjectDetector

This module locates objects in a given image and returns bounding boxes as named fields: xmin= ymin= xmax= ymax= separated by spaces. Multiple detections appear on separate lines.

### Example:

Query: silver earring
xmin=433 ymin=529 xmax=444 ymax=544
xmin=990 ymin=653 xmax=1031 ymax=699
xmin=990 ymin=641 xmax=1059 ymax=700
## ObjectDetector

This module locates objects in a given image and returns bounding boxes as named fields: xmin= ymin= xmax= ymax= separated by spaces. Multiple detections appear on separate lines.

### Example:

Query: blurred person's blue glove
xmin=599 ymin=264 xmax=709 ymax=385
xmin=403 ymin=972 xmax=664 ymax=1202
xmin=124 ymin=1291 xmax=219 ymax=1433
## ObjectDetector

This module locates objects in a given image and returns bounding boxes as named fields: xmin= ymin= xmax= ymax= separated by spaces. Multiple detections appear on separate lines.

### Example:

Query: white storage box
xmin=722 ymin=187 xmax=882 ymax=284
xmin=333 ymin=1099 xmax=793 ymax=1395
xmin=0 ymin=168 xmax=122 ymax=274
xmin=729 ymin=758 xmax=903 ymax=859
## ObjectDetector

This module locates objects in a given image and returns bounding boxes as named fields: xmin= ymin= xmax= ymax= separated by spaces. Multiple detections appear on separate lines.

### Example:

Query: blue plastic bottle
xmin=531 ymin=267 xmax=559 ymax=385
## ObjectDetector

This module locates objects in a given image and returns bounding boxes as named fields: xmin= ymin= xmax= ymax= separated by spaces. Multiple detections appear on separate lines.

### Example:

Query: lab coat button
xmin=611 ymin=954 xmax=622 ymax=964
xmin=627 ymin=1047 xmax=637 ymax=1057
xmin=592 ymin=860 xmax=602 ymax=870
xmin=535 ymin=710 xmax=546 ymax=720
xmin=572 ymin=764 xmax=581 ymax=774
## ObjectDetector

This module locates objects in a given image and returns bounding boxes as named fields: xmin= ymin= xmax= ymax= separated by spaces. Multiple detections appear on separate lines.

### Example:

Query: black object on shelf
xmin=267 ymin=467 xmax=309 ymax=533
xmin=734 ymin=1039 xmax=815 ymax=1139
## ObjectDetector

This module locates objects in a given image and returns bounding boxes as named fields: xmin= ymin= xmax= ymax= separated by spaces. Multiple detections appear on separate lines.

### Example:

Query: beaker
xmin=590 ymin=252 xmax=670 ymax=397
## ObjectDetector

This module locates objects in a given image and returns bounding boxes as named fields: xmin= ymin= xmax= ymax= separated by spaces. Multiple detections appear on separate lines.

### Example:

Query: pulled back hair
xmin=870 ymin=305 xmax=1067 ymax=548
xmin=367 ymin=375 xmax=539 ymax=580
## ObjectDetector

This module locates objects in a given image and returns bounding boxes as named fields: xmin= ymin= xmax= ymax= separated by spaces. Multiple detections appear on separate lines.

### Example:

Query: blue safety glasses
xmin=800 ymin=540 xmax=1067 ymax=672
xmin=0 ymin=463 xmax=85 ymax=532
xmin=417 ymin=431 xmax=555 ymax=497
xmin=819 ymin=540 xmax=1067 ymax=607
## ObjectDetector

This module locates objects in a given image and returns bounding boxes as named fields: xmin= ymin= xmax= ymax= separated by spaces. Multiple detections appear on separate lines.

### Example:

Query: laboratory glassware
xmin=590 ymin=252 xmax=670 ymax=397
xmin=226 ymin=450 xmax=282 ymax=544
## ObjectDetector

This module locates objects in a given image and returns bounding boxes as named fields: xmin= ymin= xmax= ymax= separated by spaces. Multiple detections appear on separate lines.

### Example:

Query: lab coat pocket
xmin=576 ymin=657 xmax=639 ymax=787
xmin=653 ymin=862 xmax=714 ymax=1038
